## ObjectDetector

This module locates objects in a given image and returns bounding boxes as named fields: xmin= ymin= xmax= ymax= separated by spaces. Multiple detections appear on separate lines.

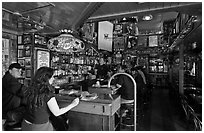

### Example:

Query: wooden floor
xmin=121 ymin=86 xmax=193 ymax=131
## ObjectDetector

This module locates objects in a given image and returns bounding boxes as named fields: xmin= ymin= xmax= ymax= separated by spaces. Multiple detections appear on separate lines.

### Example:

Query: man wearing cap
xmin=2 ymin=63 xmax=26 ymax=120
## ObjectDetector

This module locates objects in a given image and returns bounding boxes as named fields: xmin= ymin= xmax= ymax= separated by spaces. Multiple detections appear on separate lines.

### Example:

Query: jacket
xmin=2 ymin=71 xmax=23 ymax=118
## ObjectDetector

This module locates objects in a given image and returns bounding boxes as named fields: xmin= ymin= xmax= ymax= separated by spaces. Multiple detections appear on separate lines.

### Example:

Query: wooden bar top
xmin=88 ymin=86 xmax=116 ymax=95
xmin=56 ymin=94 xmax=121 ymax=116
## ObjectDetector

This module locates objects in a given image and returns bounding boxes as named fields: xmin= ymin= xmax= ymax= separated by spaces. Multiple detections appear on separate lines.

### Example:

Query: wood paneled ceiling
xmin=2 ymin=2 xmax=202 ymax=35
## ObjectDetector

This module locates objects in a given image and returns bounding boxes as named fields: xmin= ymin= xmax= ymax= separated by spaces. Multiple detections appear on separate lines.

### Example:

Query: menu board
xmin=37 ymin=50 xmax=50 ymax=69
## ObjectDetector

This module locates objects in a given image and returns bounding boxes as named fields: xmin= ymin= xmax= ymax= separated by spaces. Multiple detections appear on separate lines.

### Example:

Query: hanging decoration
xmin=47 ymin=33 xmax=85 ymax=53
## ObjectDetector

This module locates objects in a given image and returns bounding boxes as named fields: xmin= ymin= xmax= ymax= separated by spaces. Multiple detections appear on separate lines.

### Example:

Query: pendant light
xmin=47 ymin=29 xmax=85 ymax=53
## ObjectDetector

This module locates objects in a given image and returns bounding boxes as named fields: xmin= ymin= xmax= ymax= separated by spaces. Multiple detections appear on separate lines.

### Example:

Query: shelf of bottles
xmin=50 ymin=47 xmax=100 ymax=84
xmin=148 ymin=56 xmax=168 ymax=73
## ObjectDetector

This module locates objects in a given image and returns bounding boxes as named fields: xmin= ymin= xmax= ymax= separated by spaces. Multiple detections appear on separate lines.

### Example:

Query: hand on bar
xmin=71 ymin=98 xmax=80 ymax=107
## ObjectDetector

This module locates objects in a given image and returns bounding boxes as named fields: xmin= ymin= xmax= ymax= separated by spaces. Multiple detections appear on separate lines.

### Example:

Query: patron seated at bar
xmin=2 ymin=63 xmax=26 ymax=123
xmin=115 ymin=65 xmax=134 ymax=103
xmin=80 ymin=70 xmax=97 ymax=91
xmin=21 ymin=67 xmax=79 ymax=131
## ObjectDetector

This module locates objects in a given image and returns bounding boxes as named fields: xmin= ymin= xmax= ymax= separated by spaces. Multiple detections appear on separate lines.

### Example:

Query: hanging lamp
xmin=47 ymin=30 xmax=85 ymax=53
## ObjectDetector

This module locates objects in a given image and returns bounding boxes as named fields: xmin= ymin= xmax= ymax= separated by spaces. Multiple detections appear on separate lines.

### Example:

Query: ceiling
xmin=2 ymin=2 xmax=202 ymax=35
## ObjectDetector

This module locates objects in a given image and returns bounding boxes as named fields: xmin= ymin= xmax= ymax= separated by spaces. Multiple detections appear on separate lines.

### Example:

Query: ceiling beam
xmin=20 ymin=2 xmax=55 ymax=14
xmin=87 ymin=2 xmax=201 ymax=22
xmin=72 ymin=2 xmax=104 ymax=30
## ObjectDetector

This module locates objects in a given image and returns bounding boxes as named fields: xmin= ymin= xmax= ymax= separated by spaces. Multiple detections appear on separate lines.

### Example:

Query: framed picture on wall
xmin=36 ymin=49 xmax=50 ymax=69
xmin=18 ymin=49 xmax=24 ymax=58
xmin=127 ymin=36 xmax=137 ymax=49
xmin=137 ymin=36 xmax=147 ymax=47
xmin=113 ymin=36 xmax=126 ymax=50
xmin=24 ymin=45 xmax=31 ymax=57
xmin=25 ymin=68 xmax=31 ymax=78
xmin=18 ymin=45 xmax=24 ymax=58
xmin=18 ymin=59 xmax=25 ymax=67
xmin=18 ymin=35 xmax=22 ymax=44
xmin=25 ymin=58 xmax=31 ymax=67
xmin=149 ymin=36 xmax=158 ymax=47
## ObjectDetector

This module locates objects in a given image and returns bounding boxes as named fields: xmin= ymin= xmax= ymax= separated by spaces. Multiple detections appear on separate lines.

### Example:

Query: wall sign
xmin=98 ymin=21 xmax=113 ymax=52
xmin=149 ymin=36 xmax=158 ymax=47
xmin=37 ymin=50 xmax=50 ymax=69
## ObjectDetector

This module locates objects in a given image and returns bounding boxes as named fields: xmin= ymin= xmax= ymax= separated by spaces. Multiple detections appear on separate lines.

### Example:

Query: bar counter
xmin=183 ymin=86 xmax=202 ymax=118
xmin=55 ymin=93 xmax=121 ymax=131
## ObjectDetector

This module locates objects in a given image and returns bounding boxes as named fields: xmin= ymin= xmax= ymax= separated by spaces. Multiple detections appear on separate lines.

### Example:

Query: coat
xmin=2 ymin=71 xmax=23 ymax=118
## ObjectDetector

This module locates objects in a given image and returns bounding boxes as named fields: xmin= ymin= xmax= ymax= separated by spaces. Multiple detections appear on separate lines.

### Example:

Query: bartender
xmin=95 ymin=58 xmax=109 ymax=79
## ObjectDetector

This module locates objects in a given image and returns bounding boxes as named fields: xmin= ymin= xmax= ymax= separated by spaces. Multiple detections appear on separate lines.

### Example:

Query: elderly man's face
xmin=9 ymin=68 xmax=22 ymax=78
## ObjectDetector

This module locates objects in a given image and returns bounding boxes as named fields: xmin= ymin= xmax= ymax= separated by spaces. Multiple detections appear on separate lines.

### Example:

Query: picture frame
xmin=18 ymin=35 xmax=22 ymax=44
xmin=114 ymin=24 xmax=122 ymax=34
xmin=25 ymin=58 xmax=31 ymax=67
xmin=127 ymin=36 xmax=137 ymax=49
xmin=25 ymin=68 xmax=31 ymax=78
xmin=18 ymin=45 xmax=24 ymax=58
xmin=18 ymin=49 xmax=24 ymax=58
xmin=23 ymin=34 xmax=32 ymax=44
xmin=36 ymin=49 xmax=50 ymax=69
xmin=149 ymin=36 xmax=158 ymax=47
xmin=24 ymin=45 xmax=31 ymax=57
xmin=137 ymin=36 xmax=147 ymax=47
xmin=18 ymin=59 xmax=25 ymax=67
xmin=113 ymin=36 xmax=125 ymax=50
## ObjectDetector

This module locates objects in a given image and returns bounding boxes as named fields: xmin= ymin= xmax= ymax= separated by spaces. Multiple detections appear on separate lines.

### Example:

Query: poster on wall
xmin=18 ymin=45 xmax=24 ymax=58
xmin=127 ymin=36 xmax=137 ymax=49
xmin=113 ymin=37 xmax=126 ymax=50
xmin=149 ymin=36 xmax=158 ymax=47
xmin=25 ymin=68 xmax=31 ymax=78
xmin=137 ymin=36 xmax=147 ymax=47
xmin=25 ymin=58 xmax=31 ymax=67
xmin=37 ymin=50 xmax=50 ymax=69
xmin=18 ymin=59 xmax=25 ymax=67
xmin=24 ymin=45 xmax=31 ymax=57
xmin=98 ymin=21 xmax=113 ymax=52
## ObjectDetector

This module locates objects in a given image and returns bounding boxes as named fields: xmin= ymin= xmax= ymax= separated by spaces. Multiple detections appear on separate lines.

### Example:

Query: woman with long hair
xmin=21 ymin=67 xmax=79 ymax=131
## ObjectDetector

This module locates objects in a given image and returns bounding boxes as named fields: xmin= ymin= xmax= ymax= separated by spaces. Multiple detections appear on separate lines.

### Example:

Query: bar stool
xmin=188 ymin=105 xmax=202 ymax=131
xmin=108 ymin=72 xmax=137 ymax=130
xmin=120 ymin=99 xmax=135 ymax=130
xmin=180 ymin=94 xmax=202 ymax=131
